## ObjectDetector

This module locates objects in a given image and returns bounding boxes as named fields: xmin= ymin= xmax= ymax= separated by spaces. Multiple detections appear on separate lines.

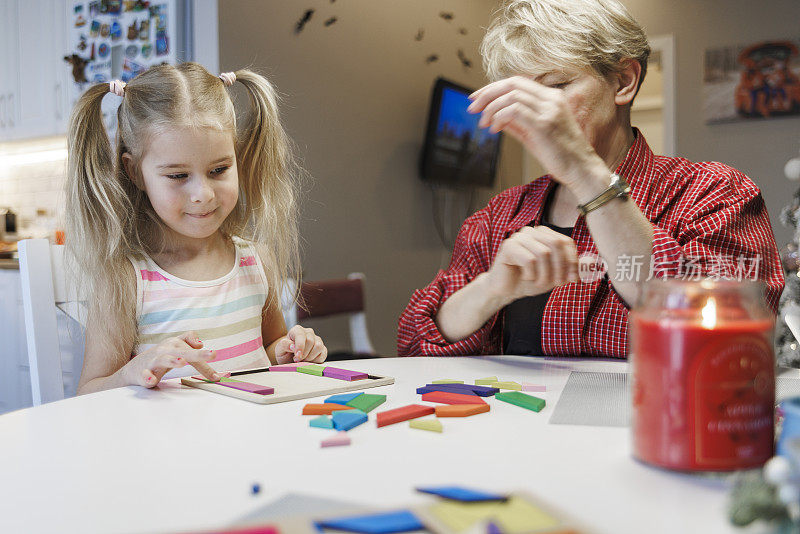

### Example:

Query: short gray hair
xmin=481 ymin=0 xmax=650 ymax=90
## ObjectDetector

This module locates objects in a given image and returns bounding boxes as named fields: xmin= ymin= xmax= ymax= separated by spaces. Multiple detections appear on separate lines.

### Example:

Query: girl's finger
xmin=292 ymin=329 xmax=308 ymax=361
xmin=179 ymin=331 xmax=204 ymax=349
xmin=301 ymin=329 xmax=316 ymax=360
xmin=141 ymin=369 xmax=159 ymax=388
xmin=303 ymin=336 xmax=325 ymax=362
xmin=191 ymin=360 xmax=221 ymax=382
xmin=312 ymin=344 xmax=328 ymax=364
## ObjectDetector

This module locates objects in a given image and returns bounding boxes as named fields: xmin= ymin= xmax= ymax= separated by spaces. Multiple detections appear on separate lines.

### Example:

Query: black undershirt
xmin=502 ymin=187 xmax=574 ymax=356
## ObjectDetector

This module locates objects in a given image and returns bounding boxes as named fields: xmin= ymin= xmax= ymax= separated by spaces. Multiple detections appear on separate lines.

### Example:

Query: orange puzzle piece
xmin=302 ymin=403 xmax=355 ymax=415
xmin=421 ymin=391 xmax=487 ymax=405
xmin=435 ymin=404 xmax=491 ymax=417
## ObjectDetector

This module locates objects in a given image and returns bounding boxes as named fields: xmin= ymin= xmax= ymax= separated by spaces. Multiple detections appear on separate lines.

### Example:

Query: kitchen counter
xmin=0 ymin=259 xmax=19 ymax=270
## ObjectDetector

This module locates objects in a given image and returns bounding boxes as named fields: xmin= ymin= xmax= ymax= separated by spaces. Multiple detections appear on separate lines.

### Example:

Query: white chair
xmin=19 ymin=239 xmax=86 ymax=405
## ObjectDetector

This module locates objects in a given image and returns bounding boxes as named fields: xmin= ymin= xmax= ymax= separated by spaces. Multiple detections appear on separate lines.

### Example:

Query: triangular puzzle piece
xmin=417 ymin=486 xmax=507 ymax=502
xmin=409 ymin=418 xmax=443 ymax=433
xmin=310 ymin=415 xmax=334 ymax=429
xmin=346 ymin=393 xmax=386 ymax=413
xmin=435 ymin=404 xmax=490 ymax=417
xmin=302 ymin=403 xmax=355 ymax=415
xmin=332 ymin=409 xmax=368 ymax=431
xmin=315 ymin=510 xmax=424 ymax=533
xmin=325 ymin=392 xmax=365 ymax=405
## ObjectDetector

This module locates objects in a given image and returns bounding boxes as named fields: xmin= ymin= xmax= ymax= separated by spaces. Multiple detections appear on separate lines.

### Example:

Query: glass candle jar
xmin=630 ymin=279 xmax=775 ymax=471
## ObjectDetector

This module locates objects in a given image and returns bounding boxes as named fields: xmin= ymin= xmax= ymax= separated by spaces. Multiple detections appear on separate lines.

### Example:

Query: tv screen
xmin=419 ymin=78 xmax=502 ymax=187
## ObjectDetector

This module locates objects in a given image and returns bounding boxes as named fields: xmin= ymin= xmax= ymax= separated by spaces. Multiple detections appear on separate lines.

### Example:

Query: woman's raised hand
xmin=484 ymin=226 xmax=579 ymax=303
xmin=273 ymin=325 xmax=328 ymax=364
xmin=128 ymin=331 xmax=221 ymax=388
xmin=467 ymin=76 xmax=607 ymax=192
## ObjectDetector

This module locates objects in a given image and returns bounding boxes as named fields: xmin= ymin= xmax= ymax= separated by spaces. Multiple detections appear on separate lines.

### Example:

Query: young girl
xmin=66 ymin=63 xmax=326 ymax=394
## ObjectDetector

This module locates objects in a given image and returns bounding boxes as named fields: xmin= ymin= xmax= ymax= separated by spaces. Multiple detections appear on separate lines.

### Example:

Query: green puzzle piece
xmin=346 ymin=393 xmax=386 ymax=413
xmin=297 ymin=364 xmax=326 ymax=376
xmin=495 ymin=391 xmax=545 ymax=412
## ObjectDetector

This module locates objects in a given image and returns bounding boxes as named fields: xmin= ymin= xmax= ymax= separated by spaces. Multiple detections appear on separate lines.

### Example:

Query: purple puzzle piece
xmin=323 ymin=367 xmax=369 ymax=381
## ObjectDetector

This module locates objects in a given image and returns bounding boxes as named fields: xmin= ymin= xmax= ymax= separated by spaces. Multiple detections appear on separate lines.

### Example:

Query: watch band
xmin=576 ymin=173 xmax=631 ymax=216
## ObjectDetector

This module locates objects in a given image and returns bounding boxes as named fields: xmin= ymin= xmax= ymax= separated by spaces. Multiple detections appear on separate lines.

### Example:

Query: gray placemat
xmin=549 ymin=372 xmax=800 ymax=427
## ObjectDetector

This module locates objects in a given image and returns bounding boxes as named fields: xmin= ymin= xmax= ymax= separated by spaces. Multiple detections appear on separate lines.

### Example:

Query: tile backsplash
xmin=0 ymin=136 xmax=68 ymax=238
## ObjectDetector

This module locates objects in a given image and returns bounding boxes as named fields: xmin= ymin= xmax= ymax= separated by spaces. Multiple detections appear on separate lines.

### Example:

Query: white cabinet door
xmin=0 ymin=1 xmax=71 ymax=141
xmin=9 ymin=0 xmax=59 ymax=140
xmin=0 ymin=1 xmax=20 ymax=141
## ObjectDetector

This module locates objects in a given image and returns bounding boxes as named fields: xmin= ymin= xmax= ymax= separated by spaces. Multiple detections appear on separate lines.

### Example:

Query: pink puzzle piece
xmin=218 ymin=381 xmax=274 ymax=395
xmin=321 ymin=431 xmax=351 ymax=448
xmin=522 ymin=383 xmax=546 ymax=392
xmin=268 ymin=363 xmax=312 ymax=372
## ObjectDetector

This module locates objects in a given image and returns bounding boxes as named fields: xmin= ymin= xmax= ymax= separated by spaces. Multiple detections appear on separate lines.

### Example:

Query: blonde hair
xmin=481 ymin=0 xmax=650 ymax=91
xmin=65 ymin=62 xmax=301 ymax=360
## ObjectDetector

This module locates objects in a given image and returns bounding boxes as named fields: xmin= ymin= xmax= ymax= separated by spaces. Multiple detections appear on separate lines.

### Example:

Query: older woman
xmin=398 ymin=0 xmax=784 ymax=357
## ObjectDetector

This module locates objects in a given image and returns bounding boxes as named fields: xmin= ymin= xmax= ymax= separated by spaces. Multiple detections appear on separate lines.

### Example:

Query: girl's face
xmin=129 ymin=127 xmax=239 ymax=246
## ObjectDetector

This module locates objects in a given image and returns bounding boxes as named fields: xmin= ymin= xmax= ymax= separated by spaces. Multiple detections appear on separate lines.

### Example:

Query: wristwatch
xmin=576 ymin=173 xmax=631 ymax=216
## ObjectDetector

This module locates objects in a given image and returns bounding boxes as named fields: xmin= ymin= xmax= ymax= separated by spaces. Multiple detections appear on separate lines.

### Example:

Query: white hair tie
xmin=219 ymin=72 xmax=236 ymax=86
xmin=109 ymin=80 xmax=126 ymax=97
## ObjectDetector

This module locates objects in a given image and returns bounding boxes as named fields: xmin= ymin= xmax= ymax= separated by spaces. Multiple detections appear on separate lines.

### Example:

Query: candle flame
xmin=701 ymin=297 xmax=717 ymax=329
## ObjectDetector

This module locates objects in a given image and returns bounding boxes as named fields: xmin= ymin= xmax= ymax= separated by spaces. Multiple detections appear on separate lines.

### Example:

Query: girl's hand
xmin=484 ymin=225 xmax=579 ymax=302
xmin=273 ymin=325 xmax=328 ymax=364
xmin=127 ymin=331 xmax=221 ymax=388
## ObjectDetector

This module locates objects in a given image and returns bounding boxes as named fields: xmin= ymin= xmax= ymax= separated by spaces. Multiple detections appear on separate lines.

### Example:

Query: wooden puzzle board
xmin=180 ymin=367 xmax=395 ymax=405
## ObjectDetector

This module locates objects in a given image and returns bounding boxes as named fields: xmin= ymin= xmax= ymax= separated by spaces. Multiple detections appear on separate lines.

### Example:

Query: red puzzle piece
xmin=421 ymin=391 xmax=487 ymax=405
xmin=376 ymin=404 xmax=435 ymax=427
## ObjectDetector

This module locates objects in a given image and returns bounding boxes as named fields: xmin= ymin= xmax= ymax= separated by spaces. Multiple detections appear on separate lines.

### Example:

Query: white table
xmin=0 ymin=356 xmax=776 ymax=534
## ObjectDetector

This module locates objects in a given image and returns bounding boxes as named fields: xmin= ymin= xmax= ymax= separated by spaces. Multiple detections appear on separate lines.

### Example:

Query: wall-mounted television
xmin=419 ymin=77 xmax=503 ymax=187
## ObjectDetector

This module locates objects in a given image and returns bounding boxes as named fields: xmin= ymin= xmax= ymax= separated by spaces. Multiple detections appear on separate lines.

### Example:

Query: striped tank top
xmin=129 ymin=236 xmax=270 ymax=376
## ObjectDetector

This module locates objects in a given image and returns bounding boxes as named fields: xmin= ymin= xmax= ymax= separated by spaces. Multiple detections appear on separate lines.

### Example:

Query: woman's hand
xmin=126 ymin=331 xmax=221 ymax=388
xmin=273 ymin=325 xmax=328 ymax=364
xmin=468 ymin=76 xmax=608 ymax=192
xmin=484 ymin=226 xmax=579 ymax=303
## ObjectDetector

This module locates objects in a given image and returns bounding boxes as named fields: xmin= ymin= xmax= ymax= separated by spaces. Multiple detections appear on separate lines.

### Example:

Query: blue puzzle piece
xmin=325 ymin=392 xmax=365 ymax=405
xmin=416 ymin=485 xmax=508 ymax=502
xmin=315 ymin=510 xmax=424 ymax=533
xmin=310 ymin=415 xmax=334 ymax=429
xmin=332 ymin=409 xmax=368 ymax=431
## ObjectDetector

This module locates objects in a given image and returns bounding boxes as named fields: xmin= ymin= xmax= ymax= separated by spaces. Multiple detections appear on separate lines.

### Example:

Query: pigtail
xmin=65 ymin=83 xmax=138 ymax=368
xmin=229 ymin=70 xmax=303 ymax=309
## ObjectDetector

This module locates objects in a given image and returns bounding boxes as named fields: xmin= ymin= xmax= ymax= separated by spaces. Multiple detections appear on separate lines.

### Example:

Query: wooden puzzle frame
xmin=181 ymin=366 xmax=395 ymax=405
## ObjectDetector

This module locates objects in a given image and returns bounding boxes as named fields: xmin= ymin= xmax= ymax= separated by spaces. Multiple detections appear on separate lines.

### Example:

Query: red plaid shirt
xmin=397 ymin=132 xmax=784 ymax=358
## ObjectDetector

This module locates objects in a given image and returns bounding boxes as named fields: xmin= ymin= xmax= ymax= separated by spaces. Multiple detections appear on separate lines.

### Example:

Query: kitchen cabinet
xmin=0 ymin=1 xmax=70 ymax=142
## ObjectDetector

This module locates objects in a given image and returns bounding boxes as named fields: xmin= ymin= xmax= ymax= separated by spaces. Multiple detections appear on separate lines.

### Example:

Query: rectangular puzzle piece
xmin=377 ymin=404 xmax=435 ymax=427
xmin=323 ymin=367 xmax=369 ymax=381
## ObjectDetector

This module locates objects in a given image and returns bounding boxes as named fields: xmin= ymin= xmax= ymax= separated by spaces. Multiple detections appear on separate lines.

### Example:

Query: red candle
xmin=631 ymin=281 xmax=775 ymax=471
